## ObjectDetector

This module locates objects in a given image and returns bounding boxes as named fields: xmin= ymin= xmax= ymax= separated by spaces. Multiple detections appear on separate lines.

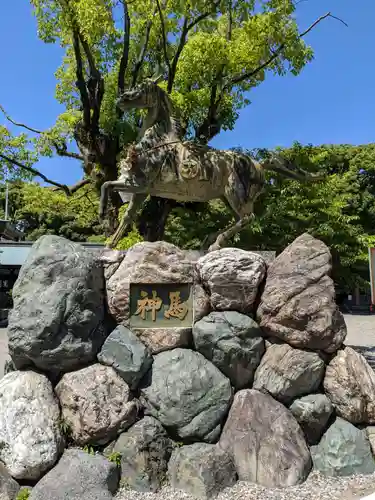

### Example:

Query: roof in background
xmin=0 ymin=241 xmax=105 ymax=266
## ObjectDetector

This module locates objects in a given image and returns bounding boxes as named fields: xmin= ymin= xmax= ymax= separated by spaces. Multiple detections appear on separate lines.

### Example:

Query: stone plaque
xmin=129 ymin=283 xmax=193 ymax=328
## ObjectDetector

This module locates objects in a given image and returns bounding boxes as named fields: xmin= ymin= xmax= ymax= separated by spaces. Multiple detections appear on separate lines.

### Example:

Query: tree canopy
xmin=2 ymin=2 xmax=365 ymax=291
xmin=0 ymin=1 xmax=342 ymax=238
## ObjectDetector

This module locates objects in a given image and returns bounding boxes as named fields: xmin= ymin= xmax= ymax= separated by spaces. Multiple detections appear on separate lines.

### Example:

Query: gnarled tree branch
xmin=77 ymin=32 xmax=104 ymax=131
xmin=228 ymin=12 xmax=348 ymax=88
xmin=52 ymin=178 xmax=91 ymax=193
xmin=72 ymin=27 xmax=91 ymax=128
xmin=0 ymin=105 xmax=42 ymax=134
xmin=186 ymin=0 xmax=221 ymax=31
xmin=195 ymin=0 xmax=232 ymax=143
xmin=0 ymin=153 xmax=70 ymax=194
xmin=132 ymin=17 xmax=154 ymax=87
xmin=196 ymin=11 xmax=347 ymax=144
xmin=0 ymin=105 xmax=85 ymax=162
xmin=53 ymin=142 xmax=85 ymax=161
xmin=59 ymin=0 xmax=103 ymax=133
xmin=118 ymin=0 xmax=131 ymax=98
xmin=167 ymin=0 xmax=221 ymax=93
xmin=155 ymin=0 xmax=171 ymax=76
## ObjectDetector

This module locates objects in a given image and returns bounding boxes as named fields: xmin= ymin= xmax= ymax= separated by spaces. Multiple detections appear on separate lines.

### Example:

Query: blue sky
xmin=0 ymin=0 xmax=373 ymax=186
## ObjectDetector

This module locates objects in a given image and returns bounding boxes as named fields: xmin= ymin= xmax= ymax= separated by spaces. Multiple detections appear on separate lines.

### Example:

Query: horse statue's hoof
xmin=208 ymin=243 xmax=221 ymax=253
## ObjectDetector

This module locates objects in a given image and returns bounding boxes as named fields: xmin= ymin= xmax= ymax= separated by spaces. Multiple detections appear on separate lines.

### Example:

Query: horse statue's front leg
xmin=99 ymin=176 xmax=146 ymax=221
xmin=107 ymin=193 xmax=147 ymax=249
xmin=99 ymin=178 xmax=147 ymax=249
xmin=99 ymin=181 xmax=115 ymax=221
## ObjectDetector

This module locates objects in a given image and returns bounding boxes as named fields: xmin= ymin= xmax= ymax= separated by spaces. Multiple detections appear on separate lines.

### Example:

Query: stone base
xmin=3 ymin=233 xmax=373 ymax=499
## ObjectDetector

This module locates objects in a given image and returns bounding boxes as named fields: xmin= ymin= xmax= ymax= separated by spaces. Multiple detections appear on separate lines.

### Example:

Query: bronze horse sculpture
xmin=99 ymin=80 xmax=321 ymax=250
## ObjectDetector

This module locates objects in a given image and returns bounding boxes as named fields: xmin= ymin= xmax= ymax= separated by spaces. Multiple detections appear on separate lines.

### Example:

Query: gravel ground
xmin=114 ymin=471 xmax=375 ymax=500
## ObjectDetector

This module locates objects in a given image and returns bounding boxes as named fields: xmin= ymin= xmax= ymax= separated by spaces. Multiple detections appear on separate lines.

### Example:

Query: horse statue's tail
xmin=260 ymin=153 xmax=324 ymax=181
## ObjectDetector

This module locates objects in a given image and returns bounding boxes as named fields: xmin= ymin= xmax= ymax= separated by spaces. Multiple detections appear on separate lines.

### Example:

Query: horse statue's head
xmin=116 ymin=77 xmax=165 ymax=111
xmin=116 ymin=76 xmax=183 ymax=139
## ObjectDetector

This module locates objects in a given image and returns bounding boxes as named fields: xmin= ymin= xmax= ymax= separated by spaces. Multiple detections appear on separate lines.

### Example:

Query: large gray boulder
xmin=196 ymin=248 xmax=266 ymax=314
xmin=0 ymin=463 xmax=20 ymax=500
xmin=193 ymin=311 xmax=264 ymax=389
xmin=168 ymin=443 xmax=237 ymax=499
xmin=289 ymin=394 xmax=333 ymax=445
xmin=29 ymin=448 xmax=119 ymax=500
xmin=8 ymin=235 xmax=107 ymax=374
xmin=141 ymin=348 xmax=232 ymax=442
xmin=256 ymin=233 xmax=346 ymax=353
xmin=311 ymin=417 xmax=375 ymax=476
xmin=0 ymin=371 xmax=63 ymax=481
xmin=253 ymin=342 xmax=325 ymax=404
xmin=112 ymin=416 xmax=173 ymax=492
xmin=324 ymin=346 xmax=375 ymax=424
xmin=55 ymin=364 xmax=138 ymax=445
xmin=219 ymin=389 xmax=311 ymax=487
xmin=97 ymin=326 xmax=153 ymax=390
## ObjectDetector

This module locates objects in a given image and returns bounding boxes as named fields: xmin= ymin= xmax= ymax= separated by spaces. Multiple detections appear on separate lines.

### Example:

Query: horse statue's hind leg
xmin=208 ymin=213 xmax=255 ymax=252
xmin=206 ymin=156 xmax=264 ymax=252
xmin=207 ymin=176 xmax=259 ymax=252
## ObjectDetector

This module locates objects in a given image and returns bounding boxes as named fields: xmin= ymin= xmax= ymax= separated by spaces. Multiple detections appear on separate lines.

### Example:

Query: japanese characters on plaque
xmin=129 ymin=283 xmax=193 ymax=328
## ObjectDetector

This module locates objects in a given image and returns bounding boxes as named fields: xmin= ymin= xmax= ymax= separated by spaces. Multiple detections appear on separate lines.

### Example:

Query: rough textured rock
xmin=366 ymin=426 xmax=375 ymax=455
xmin=0 ymin=371 xmax=63 ymax=481
xmin=311 ymin=417 xmax=375 ymax=477
xmin=141 ymin=348 xmax=232 ymax=442
xmin=0 ymin=463 xmax=20 ymax=500
xmin=193 ymin=311 xmax=264 ymax=389
xmin=132 ymin=327 xmax=192 ymax=354
xmin=256 ymin=233 xmax=346 ymax=353
xmin=324 ymin=346 xmax=375 ymax=424
xmin=196 ymin=248 xmax=266 ymax=313
xmin=29 ymin=448 xmax=119 ymax=500
xmin=3 ymin=360 xmax=15 ymax=376
xmin=106 ymin=241 xmax=194 ymax=325
xmin=253 ymin=343 xmax=325 ymax=404
xmin=219 ymin=389 xmax=311 ymax=487
xmin=55 ymin=364 xmax=138 ymax=445
xmin=289 ymin=394 xmax=333 ymax=445
xmin=168 ymin=443 xmax=237 ymax=499
xmin=8 ymin=235 xmax=107 ymax=374
xmin=100 ymin=248 xmax=127 ymax=282
xmin=193 ymin=284 xmax=211 ymax=323
xmin=112 ymin=416 xmax=173 ymax=492
xmin=98 ymin=326 xmax=153 ymax=389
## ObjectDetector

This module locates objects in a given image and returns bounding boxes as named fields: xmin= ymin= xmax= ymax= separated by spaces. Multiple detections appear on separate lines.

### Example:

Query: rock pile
xmin=1 ymin=233 xmax=374 ymax=499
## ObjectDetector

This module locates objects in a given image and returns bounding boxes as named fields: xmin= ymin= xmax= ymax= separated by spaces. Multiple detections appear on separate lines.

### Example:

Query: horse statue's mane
xmin=155 ymin=85 xmax=185 ymax=139
xmin=137 ymin=80 xmax=185 ymax=142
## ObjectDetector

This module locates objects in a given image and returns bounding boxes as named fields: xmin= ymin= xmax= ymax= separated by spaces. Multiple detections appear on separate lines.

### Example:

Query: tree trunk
xmin=137 ymin=197 xmax=175 ymax=241
xmin=76 ymin=127 xmax=123 ymax=238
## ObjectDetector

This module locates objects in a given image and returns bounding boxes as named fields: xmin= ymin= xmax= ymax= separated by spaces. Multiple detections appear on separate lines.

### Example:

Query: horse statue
xmin=99 ymin=80 xmax=322 ymax=250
